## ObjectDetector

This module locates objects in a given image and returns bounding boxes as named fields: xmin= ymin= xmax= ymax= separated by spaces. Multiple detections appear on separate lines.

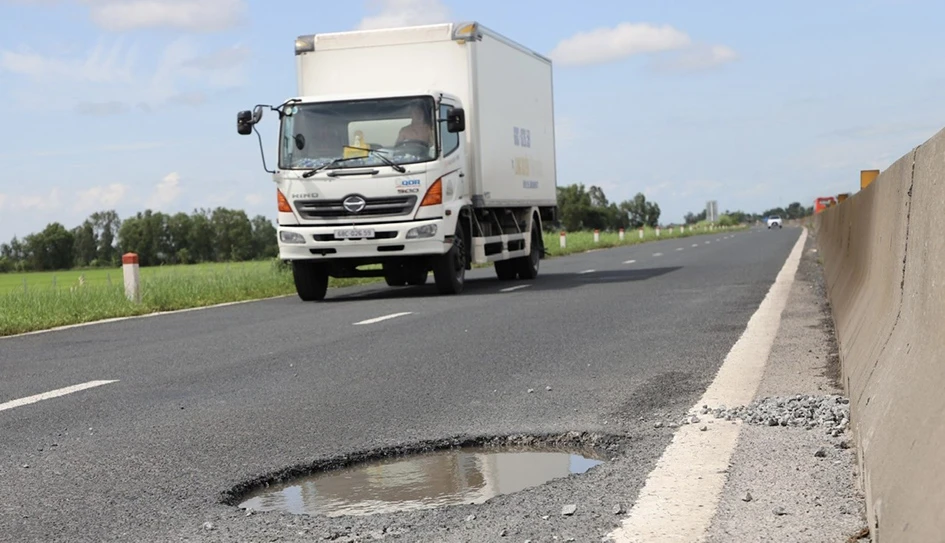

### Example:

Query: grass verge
xmin=1 ymin=225 xmax=745 ymax=337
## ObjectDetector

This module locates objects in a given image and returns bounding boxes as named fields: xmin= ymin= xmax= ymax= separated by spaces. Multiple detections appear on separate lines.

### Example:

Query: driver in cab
xmin=395 ymin=104 xmax=433 ymax=146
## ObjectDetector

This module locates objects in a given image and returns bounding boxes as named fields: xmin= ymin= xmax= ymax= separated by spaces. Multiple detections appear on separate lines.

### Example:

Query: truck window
xmin=440 ymin=104 xmax=459 ymax=157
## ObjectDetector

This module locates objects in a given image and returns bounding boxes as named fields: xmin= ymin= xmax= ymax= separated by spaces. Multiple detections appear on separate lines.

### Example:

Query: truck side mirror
xmin=237 ymin=110 xmax=254 ymax=135
xmin=447 ymin=107 xmax=466 ymax=133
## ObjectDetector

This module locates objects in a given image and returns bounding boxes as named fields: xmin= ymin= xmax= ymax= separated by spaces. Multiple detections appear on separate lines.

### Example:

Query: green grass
xmin=0 ymin=224 xmax=744 ymax=337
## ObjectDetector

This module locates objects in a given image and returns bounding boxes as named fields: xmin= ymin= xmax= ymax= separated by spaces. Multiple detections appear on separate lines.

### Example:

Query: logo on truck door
xmin=342 ymin=195 xmax=367 ymax=213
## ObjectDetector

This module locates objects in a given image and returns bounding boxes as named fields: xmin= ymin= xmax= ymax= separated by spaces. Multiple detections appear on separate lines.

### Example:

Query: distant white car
xmin=767 ymin=215 xmax=783 ymax=229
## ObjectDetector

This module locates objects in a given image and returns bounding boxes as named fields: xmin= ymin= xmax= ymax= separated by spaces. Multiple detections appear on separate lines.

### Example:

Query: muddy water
xmin=239 ymin=447 xmax=604 ymax=517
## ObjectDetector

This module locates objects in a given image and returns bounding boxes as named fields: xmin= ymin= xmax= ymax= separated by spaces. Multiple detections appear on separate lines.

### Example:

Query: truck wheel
xmin=406 ymin=267 xmax=429 ymax=286
xmin=494 ymin=260 xmax=517 ymax=280
xmin=433 ymin=228 xmax=466 ymax=295
xmin=383 ymin=263 xmax=407 ymax=286
xmin=515 ymin=221 xmax=541 ymax=280
xmin=292 ymin=260 xmax=329 ymax=301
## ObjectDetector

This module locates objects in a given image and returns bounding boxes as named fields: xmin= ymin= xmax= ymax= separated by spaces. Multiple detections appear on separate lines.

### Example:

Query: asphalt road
xmin=0 ymin=226 xmax=802 ymax=542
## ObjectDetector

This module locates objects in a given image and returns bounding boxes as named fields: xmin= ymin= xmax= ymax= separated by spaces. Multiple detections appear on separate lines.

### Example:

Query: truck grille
xmin=294 ymin=195 xmax=417 ymax=219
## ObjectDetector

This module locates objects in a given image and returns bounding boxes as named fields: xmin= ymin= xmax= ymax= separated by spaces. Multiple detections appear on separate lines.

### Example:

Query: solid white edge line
xmin=577 ymin=269 xmax=596 ymax=274
xmin=353 ymin=312 xmax=413 ymax=325
xmin=0 ymin=380 xmax=119 ymax=413
xmin=607 ymin=228 xmax=808 ymax=542
xmin=500 ymin=285 xmax=532 ymax=293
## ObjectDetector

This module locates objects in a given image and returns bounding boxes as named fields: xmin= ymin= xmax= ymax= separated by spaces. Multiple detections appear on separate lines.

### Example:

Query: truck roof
xmin=294 ymin=21 xmax=552 ymax=64
xmin=282 ymin=89 xmax=457 ymax=105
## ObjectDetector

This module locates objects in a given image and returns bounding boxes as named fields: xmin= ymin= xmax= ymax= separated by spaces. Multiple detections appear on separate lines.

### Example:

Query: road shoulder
xmin=702 ymin=229 xmax=871 ymax=542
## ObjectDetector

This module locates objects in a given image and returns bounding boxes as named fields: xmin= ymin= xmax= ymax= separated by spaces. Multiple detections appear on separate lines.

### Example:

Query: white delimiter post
xmin=593 ymin=229 xmax=600 ymax=243
xmin=619 ymin=228 xmax=625 ymax=241
xmin=559 ymin=231 xmax=566 ymax=249
xmin=122 ymin=252 xmax=141 ymax=303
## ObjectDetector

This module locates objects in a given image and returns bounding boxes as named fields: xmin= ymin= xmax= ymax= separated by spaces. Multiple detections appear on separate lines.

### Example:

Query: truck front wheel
xmin=292 ymin=260 xmax=329 ymax=301
xmin=433 ymin=228 xmax=466 ymax=295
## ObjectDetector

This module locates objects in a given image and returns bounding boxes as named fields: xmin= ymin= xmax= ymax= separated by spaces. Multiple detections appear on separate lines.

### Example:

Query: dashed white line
xmin=653 ymin=252 xmax=663 ymax=257
xmin=577 ymin=269 xmax=596 ymax=275
xmin=607 ymin=228 xmax=808 ymax=542
xmin=676 ymin=247 xmax=685 ymax=251
xmin=500 ymin=284 xmax=532 ymax=293
xmin=623 ymin=259 xmax=637 ymax=265
xmin=705 ymin=241 xmax=711 ymax=245
xmin=0 ymin=380 xmax=119 ymax=413
xmin=691 ymin=244 xmax=699 ymax=247
xmin=353 ymin=312 xmax=413 ymax=325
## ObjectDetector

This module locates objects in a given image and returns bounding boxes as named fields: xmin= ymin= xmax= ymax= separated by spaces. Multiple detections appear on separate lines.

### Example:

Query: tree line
xmin=0 ymin=184 xmax=817 ymax=273
xmin=553 ymin=184 xmax=661 ymax=232
xmin=0 ymin=208 xmax=278 ymax=273
xmin=683 ymin=201 xmax=815 ymax=226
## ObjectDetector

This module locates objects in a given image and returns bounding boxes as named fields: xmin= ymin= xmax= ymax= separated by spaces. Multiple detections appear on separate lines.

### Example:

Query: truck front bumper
xmin=277 ymin=219 xmax=450 ymax=261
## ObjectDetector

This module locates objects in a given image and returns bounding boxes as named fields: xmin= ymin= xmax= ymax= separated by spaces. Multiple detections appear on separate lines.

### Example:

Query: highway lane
xmin=0 ymin=226 xmax=801 ymax=542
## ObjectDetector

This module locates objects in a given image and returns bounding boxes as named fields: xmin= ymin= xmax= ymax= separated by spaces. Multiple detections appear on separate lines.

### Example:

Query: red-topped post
xmin=122 ymin=253 xmax=140 ymax=303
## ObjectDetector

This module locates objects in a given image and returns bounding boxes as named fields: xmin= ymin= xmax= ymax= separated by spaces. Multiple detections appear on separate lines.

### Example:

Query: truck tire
xmin=406 ymin=267 xmax=429 ymax=286
xmin=515 ymin=221 xmax=541 ymax=280
xmin=433 ymin=228 xmax=466 ymax=295
xmin=494 ymin=260 xmax=518 ymax=280
xmin=292 ymin=260 xmax=329 ymax=301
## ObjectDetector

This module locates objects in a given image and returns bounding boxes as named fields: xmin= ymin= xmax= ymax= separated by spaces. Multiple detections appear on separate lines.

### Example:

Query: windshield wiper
xmin=343 ymin=146 xmax=407 ymax=173
xmin=301 ymin=147 xmax=406 ymax=178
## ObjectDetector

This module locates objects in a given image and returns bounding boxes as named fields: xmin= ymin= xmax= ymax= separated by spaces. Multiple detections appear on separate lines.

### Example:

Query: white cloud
xmin=549 ymin=22 xmax=737 ymax=72
xmin=0 ymin=37 xmax=249 ymax=112
xmin=0 ymin=38 xmax=136 ymax=83
xmin=549 ymin=23 xmax=691 ymax=67
xmin=650 ymin=44 xmax=738 ymax=73
xmin=5 ymin=0 xmax=247 ymax=32
xmin=147 ymin=172 xmax=182 ymax=209
xmin=17 ymin=188 xmax=63 ymax=211
xmin=357 ymin=0 xmax=449 ymax=30
xmin=75 ymin=183 xmax=129 ymax=212
xmin=89 ymin=0 xmax=247 ymax=32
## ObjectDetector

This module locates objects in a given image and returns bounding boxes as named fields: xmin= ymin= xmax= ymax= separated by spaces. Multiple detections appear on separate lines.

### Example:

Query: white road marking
xmin=653 ymin=253 xmax=663 ymax=257
xmin=705 ymin=241 xmax=711 ymax=245
xmin=0 ymin=380 xmax=119 ymax=413
xmin=623 ymin=259 xmax=636 ymax=265
xmin=676 ymin=248 xmax=684 ymax=251
xmin=691 ymin=244 xmax=699 ymax=247
xmin=577 ymin=269 xmax=596 ymax=275
xmin=500 ymin=285 xmax=531 ymax=293
xmin=353 ymin=312 xmax=413 ymax=325
xmin=608 ymin=228 xmax=808 ymax=542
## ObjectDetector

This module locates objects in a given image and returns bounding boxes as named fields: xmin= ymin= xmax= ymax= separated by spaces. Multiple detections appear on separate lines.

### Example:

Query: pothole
xmin=234 ymin=439 xmax=610 ymax=518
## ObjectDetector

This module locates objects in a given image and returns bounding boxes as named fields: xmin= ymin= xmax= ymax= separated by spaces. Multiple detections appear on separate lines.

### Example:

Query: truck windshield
xmin=279 ymin=96 xmax=438 ymax=171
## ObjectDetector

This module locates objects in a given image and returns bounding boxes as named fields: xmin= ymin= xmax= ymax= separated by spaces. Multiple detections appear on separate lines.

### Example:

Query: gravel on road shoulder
xmin=702 ymin=228 xmax=871 ymax=543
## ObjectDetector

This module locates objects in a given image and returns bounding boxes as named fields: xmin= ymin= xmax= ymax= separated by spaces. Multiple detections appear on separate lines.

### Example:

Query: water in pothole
xmin=239 ymin=446 xmax=605 ymax=517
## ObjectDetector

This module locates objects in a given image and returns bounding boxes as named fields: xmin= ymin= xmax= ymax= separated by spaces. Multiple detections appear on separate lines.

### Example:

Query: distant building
xmin=706 ymin=200 xmax=719 ymax=223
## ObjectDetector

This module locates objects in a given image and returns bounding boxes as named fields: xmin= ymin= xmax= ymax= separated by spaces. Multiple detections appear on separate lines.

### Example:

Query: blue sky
xmin=1 ymin=0 xmax=944 ymax=240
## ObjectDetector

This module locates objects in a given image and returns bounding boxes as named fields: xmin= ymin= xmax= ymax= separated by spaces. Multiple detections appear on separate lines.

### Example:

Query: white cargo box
xmin=294 ymin=22 xmax=557 ymax=209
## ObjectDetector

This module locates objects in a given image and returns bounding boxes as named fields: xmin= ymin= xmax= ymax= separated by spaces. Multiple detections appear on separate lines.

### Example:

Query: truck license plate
xmin=334 ymin=228 xmax=375 ymax=239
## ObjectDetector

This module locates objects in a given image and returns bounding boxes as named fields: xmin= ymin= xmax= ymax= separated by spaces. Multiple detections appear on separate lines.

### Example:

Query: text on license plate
xmin=334 ymin=228 xmax=375 ymax=239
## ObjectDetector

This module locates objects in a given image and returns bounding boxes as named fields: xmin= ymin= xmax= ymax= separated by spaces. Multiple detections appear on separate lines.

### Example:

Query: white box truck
xmin=236 ymin=22 xmax=557 ymax=301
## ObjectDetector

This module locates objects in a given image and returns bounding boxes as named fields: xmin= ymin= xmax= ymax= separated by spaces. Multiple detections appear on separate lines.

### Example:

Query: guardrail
xmin=813 ymin=127 xmax=945 ymax=542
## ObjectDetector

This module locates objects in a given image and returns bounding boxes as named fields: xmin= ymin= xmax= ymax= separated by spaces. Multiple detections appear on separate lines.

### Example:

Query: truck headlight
xmin=406 ymin=224 xmax=437 ymax=239
xmin=279 ymin=231 xmax=306 ymax=244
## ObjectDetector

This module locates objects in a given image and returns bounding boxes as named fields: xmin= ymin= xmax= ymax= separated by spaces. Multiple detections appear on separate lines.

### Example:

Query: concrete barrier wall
xmin=814 ymin=127 xmax=945 ymax=542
